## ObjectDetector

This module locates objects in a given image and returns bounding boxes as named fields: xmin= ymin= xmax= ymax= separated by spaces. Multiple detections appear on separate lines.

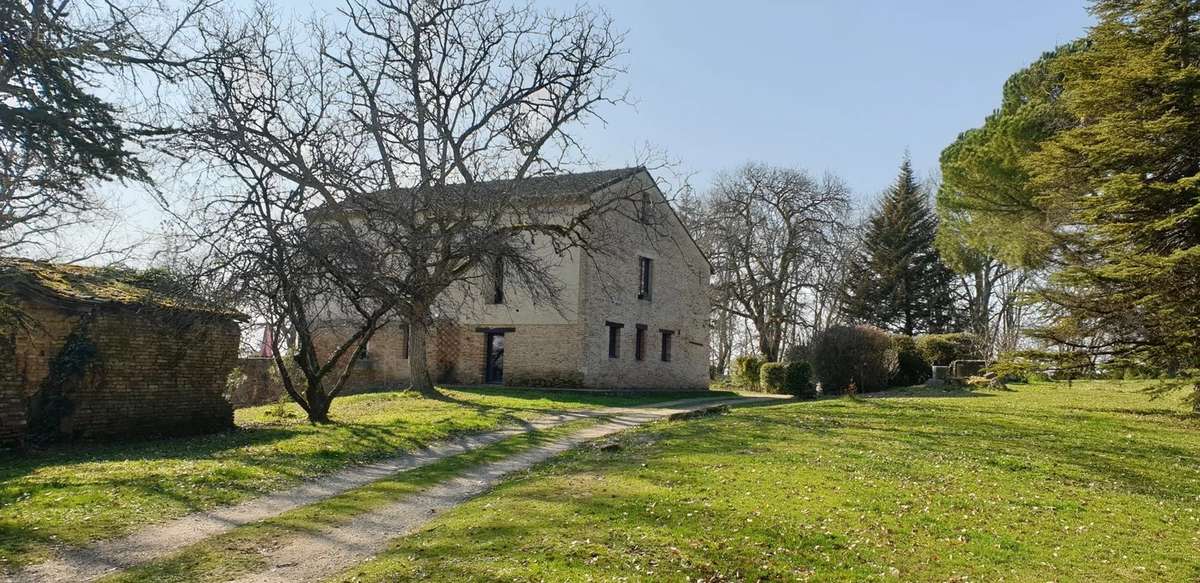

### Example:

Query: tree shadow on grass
xmin=0 ymin=520 xmax=58 ymax=574
xmin=567 ymin=401 xmax=1200 ymax=502
xmin=0 ymin=425 xmax=304 ymax=482
xmin=1069 ymin=406 xmax=1199 ymax=424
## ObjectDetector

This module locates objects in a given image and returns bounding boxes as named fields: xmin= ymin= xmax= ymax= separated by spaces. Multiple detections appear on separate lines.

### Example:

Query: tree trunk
xmin=305 ymin=383 xmax=332 ymax=424
xmin=408 ymin=317 xmax=445 ymax=400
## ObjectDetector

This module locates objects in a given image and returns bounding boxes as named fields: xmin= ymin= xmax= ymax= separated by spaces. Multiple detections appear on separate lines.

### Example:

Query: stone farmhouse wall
xmin=0 ymin=298 xmax=238 ymax=446
xmin=300 ymin=169 xmax=711 ymax=392
xmin=577 ymin=174 xmax=711 ymax=390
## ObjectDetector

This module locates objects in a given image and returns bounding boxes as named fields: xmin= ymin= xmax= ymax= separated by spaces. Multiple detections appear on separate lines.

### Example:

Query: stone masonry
xmin=306 ymin=168 xmax=712 ymax=392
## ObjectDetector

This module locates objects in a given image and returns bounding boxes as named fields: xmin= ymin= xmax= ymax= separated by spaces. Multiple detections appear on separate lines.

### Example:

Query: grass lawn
xmin=0 ymin=387 xmax=725 ymax=571
xmin=335 ymin=381 xmax=1200 ymax=582
xmin=98 ymin=418 xmax=603 ymax=583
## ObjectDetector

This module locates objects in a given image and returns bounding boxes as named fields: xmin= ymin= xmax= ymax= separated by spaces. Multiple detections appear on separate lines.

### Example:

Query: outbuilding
xmin=0 ymin=259 xmax=243 ymax=446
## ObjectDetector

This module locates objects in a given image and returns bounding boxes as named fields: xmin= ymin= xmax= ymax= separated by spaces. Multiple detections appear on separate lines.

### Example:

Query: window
xmin=637 ymin=256 xmax=653 ymax=301
xmin=355 ymin=338 xmax=371 ymax=360
xmin=635 ymin=324 xmax=647 ymax=361
xmin=489 ymin=257 xmax=505 ymax=304
xmin=637 ymin=190 xmax=652 ymax=223
xmin=400 ymin=325 xmax=411 ymax=360
xmin=606 ymin=321 xmax=623 ymax=359
xmin=660 ymin=330 xmax=674 ymax=362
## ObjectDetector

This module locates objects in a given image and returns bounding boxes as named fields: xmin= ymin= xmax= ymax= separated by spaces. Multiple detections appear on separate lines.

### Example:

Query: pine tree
xmin=1024 ymin=0 xmax=1200 ymax=406
xmin=842 ymin=157 xmax=961 ymax=335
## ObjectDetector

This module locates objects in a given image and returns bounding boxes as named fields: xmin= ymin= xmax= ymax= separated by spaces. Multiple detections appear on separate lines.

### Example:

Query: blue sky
xmin=533 ymin=0 xmax=1094 ymax=202
xmin=97 ymin=1 xmax=1095 ymax=261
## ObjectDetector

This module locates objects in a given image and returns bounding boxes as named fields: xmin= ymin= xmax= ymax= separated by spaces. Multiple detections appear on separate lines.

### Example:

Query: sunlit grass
xmin=98 ymin=418 xmax=601 ymax=583
xmin=336 ymin=381 xmax=1200 ymax=582
xmin=0 ymin=387 xmax=722 ymax=570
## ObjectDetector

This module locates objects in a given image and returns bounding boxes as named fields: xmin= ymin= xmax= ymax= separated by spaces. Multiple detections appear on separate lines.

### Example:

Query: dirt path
xmin=10 ymin=396 xmax=742 ymax=583
xmin=225 ymin=397 xmax=776 ymax=583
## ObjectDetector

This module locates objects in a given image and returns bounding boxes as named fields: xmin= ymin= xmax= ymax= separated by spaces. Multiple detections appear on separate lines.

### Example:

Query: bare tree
xmin=703 ymin=163 xmax=851 ymax=362
xmin=173 ymin=0 xmax=634 ymax=409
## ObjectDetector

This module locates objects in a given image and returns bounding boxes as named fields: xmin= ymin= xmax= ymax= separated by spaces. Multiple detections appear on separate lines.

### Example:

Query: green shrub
xmin=916 ymin=333 xmax=980 ymax=366
xmin=889 ymin=335 xmax=929 ymax=386
xmin=732 ymin=355 xmax=765 ymax=389
xmin=812 ymin=325 xmax=896 ymax=395
xmin=784 ymin=361 xmax=815 ymax=398
xmin=759 ymin=362 xmax=787 ymax=393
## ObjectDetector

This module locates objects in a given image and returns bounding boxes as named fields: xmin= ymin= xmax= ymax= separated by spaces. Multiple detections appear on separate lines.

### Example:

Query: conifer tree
xmin=842 ymin=157 xmax=961 ymax=335
xmin=1024 ymin=0 xmax=1200 ymax=406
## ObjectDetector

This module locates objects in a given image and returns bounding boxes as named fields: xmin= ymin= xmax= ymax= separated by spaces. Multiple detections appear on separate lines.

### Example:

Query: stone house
xmin=0 ymin=260 xmax=243 ymax=446
xmin=317 ymin=167 xmax=712 ymax=391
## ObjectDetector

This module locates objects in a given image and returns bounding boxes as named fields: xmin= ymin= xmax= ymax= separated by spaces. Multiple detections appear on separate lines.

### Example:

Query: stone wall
xmin=577 ymin=175 xmax=711 ymax=390
xmin=1 ymin=298 xmax=239 ymax=445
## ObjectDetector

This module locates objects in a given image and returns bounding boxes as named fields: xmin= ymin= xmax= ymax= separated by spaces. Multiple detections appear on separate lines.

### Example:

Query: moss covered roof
xmin=0 ymin=258 xmax=245 ymax=319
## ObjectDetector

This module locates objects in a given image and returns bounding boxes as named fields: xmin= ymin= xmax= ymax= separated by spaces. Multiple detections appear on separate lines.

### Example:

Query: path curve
xmin=10 ymin=395 xmax=757 ymax=583
xmin=228 ymin=397 xmax=777 ymax=583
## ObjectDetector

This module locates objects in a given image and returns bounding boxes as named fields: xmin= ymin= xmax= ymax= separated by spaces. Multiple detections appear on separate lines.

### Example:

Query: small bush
xmin=916 ymin=333 xmax=980 ymax=366
xmin=812 ymin=325 xmax=896 ymax=395
xmin=759 ymin=362 xmax=787 ymax=393
xmin=889 ymin=335 xmax=929 ymax=386
xmin=784 ymin=361 xmax=815 ymax=398
xmin=732 ymin=355 xmax=765 ymax=389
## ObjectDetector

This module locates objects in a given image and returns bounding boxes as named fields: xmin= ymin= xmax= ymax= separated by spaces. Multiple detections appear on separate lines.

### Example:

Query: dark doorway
xmin=485 ymin=332 xmax=505 ymax=384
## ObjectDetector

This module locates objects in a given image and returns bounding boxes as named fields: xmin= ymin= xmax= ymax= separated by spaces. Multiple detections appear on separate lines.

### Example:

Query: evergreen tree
xmin=1024 ymin=0 xmax=1200 ymax=405
xmin=842 ymin=157 xmax=961 ymax=335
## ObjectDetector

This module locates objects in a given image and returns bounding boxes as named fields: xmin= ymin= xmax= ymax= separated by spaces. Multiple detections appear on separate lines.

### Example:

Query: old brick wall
xmin=310 ymin=321 xmax=413 ymax=393
xmin=0 ymin=335 xmax=25 ymax=444
xmin=2 ymin=298 xmax=239 ymax=444
xmin=501 ymin=324 xmax=585 ymax=386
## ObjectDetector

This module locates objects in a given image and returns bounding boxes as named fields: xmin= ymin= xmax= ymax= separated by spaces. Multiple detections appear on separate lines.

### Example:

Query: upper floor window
xmin=488 ymin=257 xmax=505 ymax=304
xmin=638 ymin=256 xmax=653 ymax=301
xmin=637 ymin=190 xmax=652 ymax=223
xmin=660 ymin=329 xmax=674 ymax=362
xmin=607 ymin=321 xmax=623 ymax=359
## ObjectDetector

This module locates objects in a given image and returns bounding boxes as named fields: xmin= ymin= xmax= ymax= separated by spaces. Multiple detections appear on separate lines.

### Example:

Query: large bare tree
xmin=703 ymin=163 xmax=851 ymax=362
xmin=174 ymin=0 xmax=636 ymax=411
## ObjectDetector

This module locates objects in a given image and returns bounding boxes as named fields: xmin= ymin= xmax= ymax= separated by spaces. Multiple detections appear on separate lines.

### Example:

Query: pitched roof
xmin=312 ymin=166 xmax=713 ymax=271
xmin=0 ymin=259 xmax=245 ymax=319
xmin=449 ymin=166 xmax=646 ymax=200
xmin=318 ymin=167 xmax=646 ymax=214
